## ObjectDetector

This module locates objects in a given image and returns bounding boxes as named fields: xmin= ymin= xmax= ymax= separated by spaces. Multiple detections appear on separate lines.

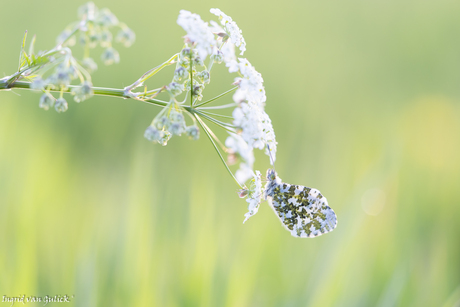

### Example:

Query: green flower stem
xmin=199 ymin=110 xmax=234 ymax=119
xmin=195 ymin=111 xmax=236 ymax=130
xmin=195 ymin=86 xmax=238 ymax=108
xmin=0 ymin=80 xmax=169 ymax=108
xmin=198 ymin=102 xmax=238 ymax=110
xmin=190 ymin=51 xmax=193 ymax=107
xmin=194 ymin=114 xmax=243 ymax=189
xmin=196 ymin=116 xmax=228 ymax=152
xmin=125 ymin=53 xmax=179 ymax=91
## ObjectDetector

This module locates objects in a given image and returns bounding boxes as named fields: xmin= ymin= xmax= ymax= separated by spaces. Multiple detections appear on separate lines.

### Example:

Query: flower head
xmin=54 ymin=97 xmax=68 ymax=113
xmin=210 ymin=8 xmax=246 ymax=55
xmin=101 ymin=47 xmax=120 ymax=65
xmin=116 ymin=27 xmax=136 ymax=47
xmin=39 ymin=93 xmax=55 ymax=110
xmin=229 ymin=58 xmax=277 ymax=162
xmin=72 ymin=81 xmax=94 ymax=102
xmin=177 ymin=10 xmax=216 ymax=60
xmin=233 ymin=58 xmax=266 ymax=106
xmin=231 ymin=103 xmax=277 ymax=162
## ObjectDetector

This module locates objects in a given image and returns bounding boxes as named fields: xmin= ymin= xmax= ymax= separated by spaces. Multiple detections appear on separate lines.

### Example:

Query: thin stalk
xmin=196 ymin=115 xmax=237 ymax=134
xmin=195 ymin=86 xmax=238 ymax=108
xmin=57 ymin=21 xmax=85 ymax=49
xmin=195 ymin=111 xmax=235 ymax=128
xmin=199 ymin=110 xmax=234 ymax=119
xmin=196 ymin=115 xmax=228 ymax=151
xmin=0 ymin=80 xmax=169 ymax=108
xmin=190 ymin=52 xmax=193 ymax=107
xmin=195 ymin=114 xmax=242 ymax=189
xmin=125 ymin=53 xmax=178 ymax=91
xmin=198 ymin=103 xmax=238 ymax=110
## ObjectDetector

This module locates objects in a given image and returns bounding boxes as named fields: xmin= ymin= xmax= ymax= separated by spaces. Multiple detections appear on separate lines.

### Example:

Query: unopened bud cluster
xmin=169 ymin=45 xmax=211 ymax=101
xmin=32 ymin=58 xmax=94 ymax=112
xmin=14 ymin=2 xmax=134 ymax=113
xmin=58 ymin=2 xmax=135 ymax=69
xmin=144 ymin=105 xmax=199 ymax=146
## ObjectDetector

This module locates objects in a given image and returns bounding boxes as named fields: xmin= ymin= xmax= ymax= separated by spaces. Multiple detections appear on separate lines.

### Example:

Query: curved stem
xmin=195 ymin=114 xmax=242 ymax=189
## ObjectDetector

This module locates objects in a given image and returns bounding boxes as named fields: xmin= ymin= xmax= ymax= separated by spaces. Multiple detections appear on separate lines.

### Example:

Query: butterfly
xmin=264 ymin=169 xmax=337 ymax=238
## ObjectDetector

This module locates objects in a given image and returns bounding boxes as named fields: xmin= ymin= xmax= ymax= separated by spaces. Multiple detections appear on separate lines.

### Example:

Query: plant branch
xmin=0 ymin=79 xmax=169 ymax=108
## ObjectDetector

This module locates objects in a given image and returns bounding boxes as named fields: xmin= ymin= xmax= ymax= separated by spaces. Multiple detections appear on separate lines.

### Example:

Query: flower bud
xmin=180 ymin=48 xmax=191 ymax=59
xmin=144 ymin=126 xmax=160 ymax=142
xmin=48 ymin=70 xmax=71 ymax=88
xmin=101 ymin=47 xmax=120 ymax=65
xmin=186 ymin=125 xmax=199 ymax=140
xmin=86 ymin=31 xmax=99 ymax=49
xmin=212 ymin=50 xmax=224 ymax=64
xmin=169 ymin=110 xmax=184 ymax=122
xmin=72 ymin=81 xmax=94 ymax=102
xmin=78 ymin=2 xmax=98 ymax=20
xmin=178 ymin=58 xmax=190 ymax=68
xmin=174 ymin=67 xmax=187 ymax=81
xmin=31 ymin=77 xmax=46 ymax=91
xmin=54 ymin=97 xmax=68 ymax=113
xmin=194 ymin=56 xmax=204 ymax=67
xmin=116 ymin=27 xmax=135 ymax=47
xmin=154 ymin=116 xmax=170 ymax=130
xmin=238 ymin=188 xmax=249 ymax=198
xmin=192 ymin=84 xmax=203 ymax=100
xmin=39 ymin=93 xmax=55 ymax=111
xmin=99 ymin=30 xmax=113 ymax=48
xmin=197 ymin=70 xmax=210 ymax=84
xmin=169 ymin=122 xmax=186 ymax=136
xmin=159 ymin=130 xmax=171 ymax=146
xmin=167 ymin=82 xmax=184 ymax=96
xmin=96 ymin=8 xmax=119 ymax=27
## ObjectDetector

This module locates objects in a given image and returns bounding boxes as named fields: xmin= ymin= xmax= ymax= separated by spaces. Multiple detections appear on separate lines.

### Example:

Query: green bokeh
xmin=1 ymin=1 xmax=460 ymax=306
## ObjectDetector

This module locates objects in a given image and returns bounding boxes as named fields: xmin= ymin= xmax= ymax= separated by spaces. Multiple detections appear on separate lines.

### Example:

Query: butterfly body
xmin=264 ymin=169 xmax=337 ymax=238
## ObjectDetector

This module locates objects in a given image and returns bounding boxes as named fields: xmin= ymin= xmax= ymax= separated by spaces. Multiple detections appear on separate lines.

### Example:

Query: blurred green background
xmin=1 ymin=0 xmax=460 ymax=306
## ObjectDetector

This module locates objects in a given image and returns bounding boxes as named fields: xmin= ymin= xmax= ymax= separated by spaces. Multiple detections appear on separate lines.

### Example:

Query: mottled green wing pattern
xmin=267 ymin=182 xmax=337 ymax=238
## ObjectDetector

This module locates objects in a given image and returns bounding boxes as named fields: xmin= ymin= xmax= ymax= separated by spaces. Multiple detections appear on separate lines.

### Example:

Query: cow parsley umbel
xmin=0 ymin=4 xmax=337 ymax=237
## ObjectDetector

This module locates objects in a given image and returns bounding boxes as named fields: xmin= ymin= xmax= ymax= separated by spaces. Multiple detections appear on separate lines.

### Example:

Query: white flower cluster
xmin=226 ymin=59 xmax=277 ymax=183
xmin=177 ymin=10 xmax=216 ymax=60
xmin=175 ymin=9 xmax=277 ymax=185
xmin=210 ymin=8 xmax=246 ymax=55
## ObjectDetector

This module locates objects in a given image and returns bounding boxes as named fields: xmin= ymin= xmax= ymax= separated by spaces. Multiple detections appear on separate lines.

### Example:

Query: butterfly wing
xmin=267 ymin=182 xmax=337 ymax=238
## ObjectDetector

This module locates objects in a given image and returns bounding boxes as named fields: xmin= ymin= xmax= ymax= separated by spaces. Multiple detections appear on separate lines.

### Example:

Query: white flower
xmin=225 ymin=133 xmax=254 ymax=165
xmin=177 ymin=10 xmax=216 ymax=60
xmin=234 ymin=58 xmax=266 ymax=106
xmin=243 ymin=170 xmax=263 ymax=223
xmin=225 ymin=134 xmax=255 ymax=183
xmin=230 ymin=58 xmax=277 ymax=162
xmin=232 ymin=103 xmax=277 ymax=162
xmin=220 ymin=42 xmax=238 ymax=73
xmin=210 ymin=8 xmax=246 ymax=55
